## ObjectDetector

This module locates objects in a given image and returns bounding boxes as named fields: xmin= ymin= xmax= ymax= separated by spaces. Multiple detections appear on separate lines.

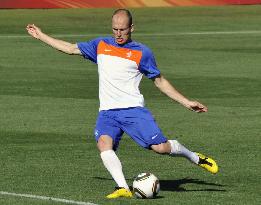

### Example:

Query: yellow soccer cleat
xmin=106 ymin=187 xmax=133 ymax=199
xmin=196 ymin=153 xmax=219 ymax=174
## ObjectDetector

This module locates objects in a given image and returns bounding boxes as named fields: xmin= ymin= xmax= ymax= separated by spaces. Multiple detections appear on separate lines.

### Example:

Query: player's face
xmin=112 ymin=13 xmax=133 ymax=45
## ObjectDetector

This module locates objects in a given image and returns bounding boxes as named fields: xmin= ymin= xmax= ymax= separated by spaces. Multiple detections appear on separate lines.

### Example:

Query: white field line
xmin=0 ymin=191 xmax=99 ymax=205
xmin=0 ymin=30 xmax=261 ymax=38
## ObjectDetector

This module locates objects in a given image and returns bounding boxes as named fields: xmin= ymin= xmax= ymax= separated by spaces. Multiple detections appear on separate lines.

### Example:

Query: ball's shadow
xmin=160 ymin=178 xmax=226 ymax=192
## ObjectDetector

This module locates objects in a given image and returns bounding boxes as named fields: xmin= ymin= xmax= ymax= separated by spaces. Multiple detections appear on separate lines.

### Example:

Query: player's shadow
xmin=93 ymin=177 xmax=226 ymax=192
xmin=160 ymin=178 xmax=226 ymax=192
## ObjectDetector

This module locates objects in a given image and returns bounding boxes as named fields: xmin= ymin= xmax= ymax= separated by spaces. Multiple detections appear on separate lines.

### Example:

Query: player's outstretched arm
xmin=26 ymin=24 xmax=81 ymax=55
xmin=153 ymin=75 xmax=208 ymax=113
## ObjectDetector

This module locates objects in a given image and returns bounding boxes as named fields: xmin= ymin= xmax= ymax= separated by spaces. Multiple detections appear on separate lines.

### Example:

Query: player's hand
xmin=26 ymin=24 xmax=42 ymax=39
xmin=185 ymin=101 xmax=208 ymax=113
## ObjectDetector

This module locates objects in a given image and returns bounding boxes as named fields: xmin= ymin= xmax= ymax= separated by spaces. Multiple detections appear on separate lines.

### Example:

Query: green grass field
xmin=0 ymin=5 xmax=261 ymax=205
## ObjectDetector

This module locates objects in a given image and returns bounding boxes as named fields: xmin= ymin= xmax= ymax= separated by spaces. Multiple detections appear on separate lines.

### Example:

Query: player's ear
xmin=130 ymin=24 xmax=134 ymax=33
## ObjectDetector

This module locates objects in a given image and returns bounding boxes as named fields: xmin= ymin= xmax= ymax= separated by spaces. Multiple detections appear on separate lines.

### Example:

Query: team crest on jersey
xmin=126 ymin=51 xmax=132 ymax=58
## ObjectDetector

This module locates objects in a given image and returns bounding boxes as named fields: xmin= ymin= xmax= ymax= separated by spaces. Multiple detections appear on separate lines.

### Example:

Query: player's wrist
xmin=37 ymin=32 xmax=46 ymax=40
xmin=177 ymin=98 xmax=190 ymax=107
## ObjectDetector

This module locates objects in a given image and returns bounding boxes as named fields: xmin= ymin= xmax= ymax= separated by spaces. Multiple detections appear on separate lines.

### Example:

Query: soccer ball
xmin=133 ymin=173 xmax=160 ymax=199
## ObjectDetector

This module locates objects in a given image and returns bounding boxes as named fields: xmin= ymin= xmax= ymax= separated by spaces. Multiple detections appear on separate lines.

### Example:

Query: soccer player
xmin=26 ymin=9 xmax=218 ymax=199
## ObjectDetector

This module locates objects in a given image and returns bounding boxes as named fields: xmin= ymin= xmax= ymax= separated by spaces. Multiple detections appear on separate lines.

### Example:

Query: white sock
xmin=168 ymin=140 xmax=199 ymax=164
xmin=100 ymin=150 xmax=129 ymax=190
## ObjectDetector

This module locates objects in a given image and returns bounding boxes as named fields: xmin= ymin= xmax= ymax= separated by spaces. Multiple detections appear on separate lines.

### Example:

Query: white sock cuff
xmin=100 ymin=149 xmax=115 ymax=158
xmin=168 ymin=140 xmax=181 ymax=154
xmin=168 ymin=140 xmax=199 ymax=164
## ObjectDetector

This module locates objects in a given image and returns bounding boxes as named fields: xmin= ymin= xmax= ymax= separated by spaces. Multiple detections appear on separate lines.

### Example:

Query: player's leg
xmin=98 ymin=135 xmax=130 ymax=191
xmin=95 ymin=111 xmax=132 ymax=198
xmin=151 ymin=140 xmax=218 ymax=174
xmin=151 ymin=140 xmax=199 ymax=163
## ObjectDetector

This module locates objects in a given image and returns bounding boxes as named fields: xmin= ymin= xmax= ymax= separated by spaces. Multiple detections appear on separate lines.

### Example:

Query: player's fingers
xmin=27 ymin=24 xmax=37 ymax=30
xmin=194 ymin=101 xmax=203 ymax=107
xmin=191 ymin=102 xmax=208 ymax=113
xmin=32 ymin=24 xmax=39 ymax=30
xmin=196 ymin=108 xmax=207 ymax=113
xmin=196 ymin=101 xmax=207 ymax=109
xmin=27 ymin=28 xmax=34 ymax=33
xmin=26 ymin=24 xmax=34 ymax=29
xmin=196 ymin=106 xmax=208 ymax=112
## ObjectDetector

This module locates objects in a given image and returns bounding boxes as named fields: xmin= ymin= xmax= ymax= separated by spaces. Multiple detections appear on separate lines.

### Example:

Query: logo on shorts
xmin=151 ymin=134 xmax=158 ymax=140
xmin=95 ymin=129 xmax=99 ymax=137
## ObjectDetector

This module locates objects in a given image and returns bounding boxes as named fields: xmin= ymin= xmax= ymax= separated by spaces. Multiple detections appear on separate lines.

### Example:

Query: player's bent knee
xmin=151 ymin=143 xmax=171 ymax=154
xmin=97 ymin=135 xmax=113 ymax=152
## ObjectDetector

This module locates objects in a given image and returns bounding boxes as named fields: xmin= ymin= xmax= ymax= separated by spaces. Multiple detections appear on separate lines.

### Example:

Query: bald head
xmin=112 ymin=9 xmax=132 ymax=27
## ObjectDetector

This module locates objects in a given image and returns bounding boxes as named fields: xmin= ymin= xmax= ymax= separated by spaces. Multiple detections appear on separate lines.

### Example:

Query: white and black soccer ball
xmin=133 ymin=173 xmax=160 ymax=199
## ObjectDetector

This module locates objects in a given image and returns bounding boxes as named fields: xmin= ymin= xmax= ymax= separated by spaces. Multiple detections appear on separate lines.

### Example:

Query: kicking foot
xmin=196 ymin=153 xmax=218 ymax=174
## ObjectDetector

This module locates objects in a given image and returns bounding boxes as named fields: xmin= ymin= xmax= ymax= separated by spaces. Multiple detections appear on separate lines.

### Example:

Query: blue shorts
xmin=94 ymin=107 xmax=167 ymax=150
